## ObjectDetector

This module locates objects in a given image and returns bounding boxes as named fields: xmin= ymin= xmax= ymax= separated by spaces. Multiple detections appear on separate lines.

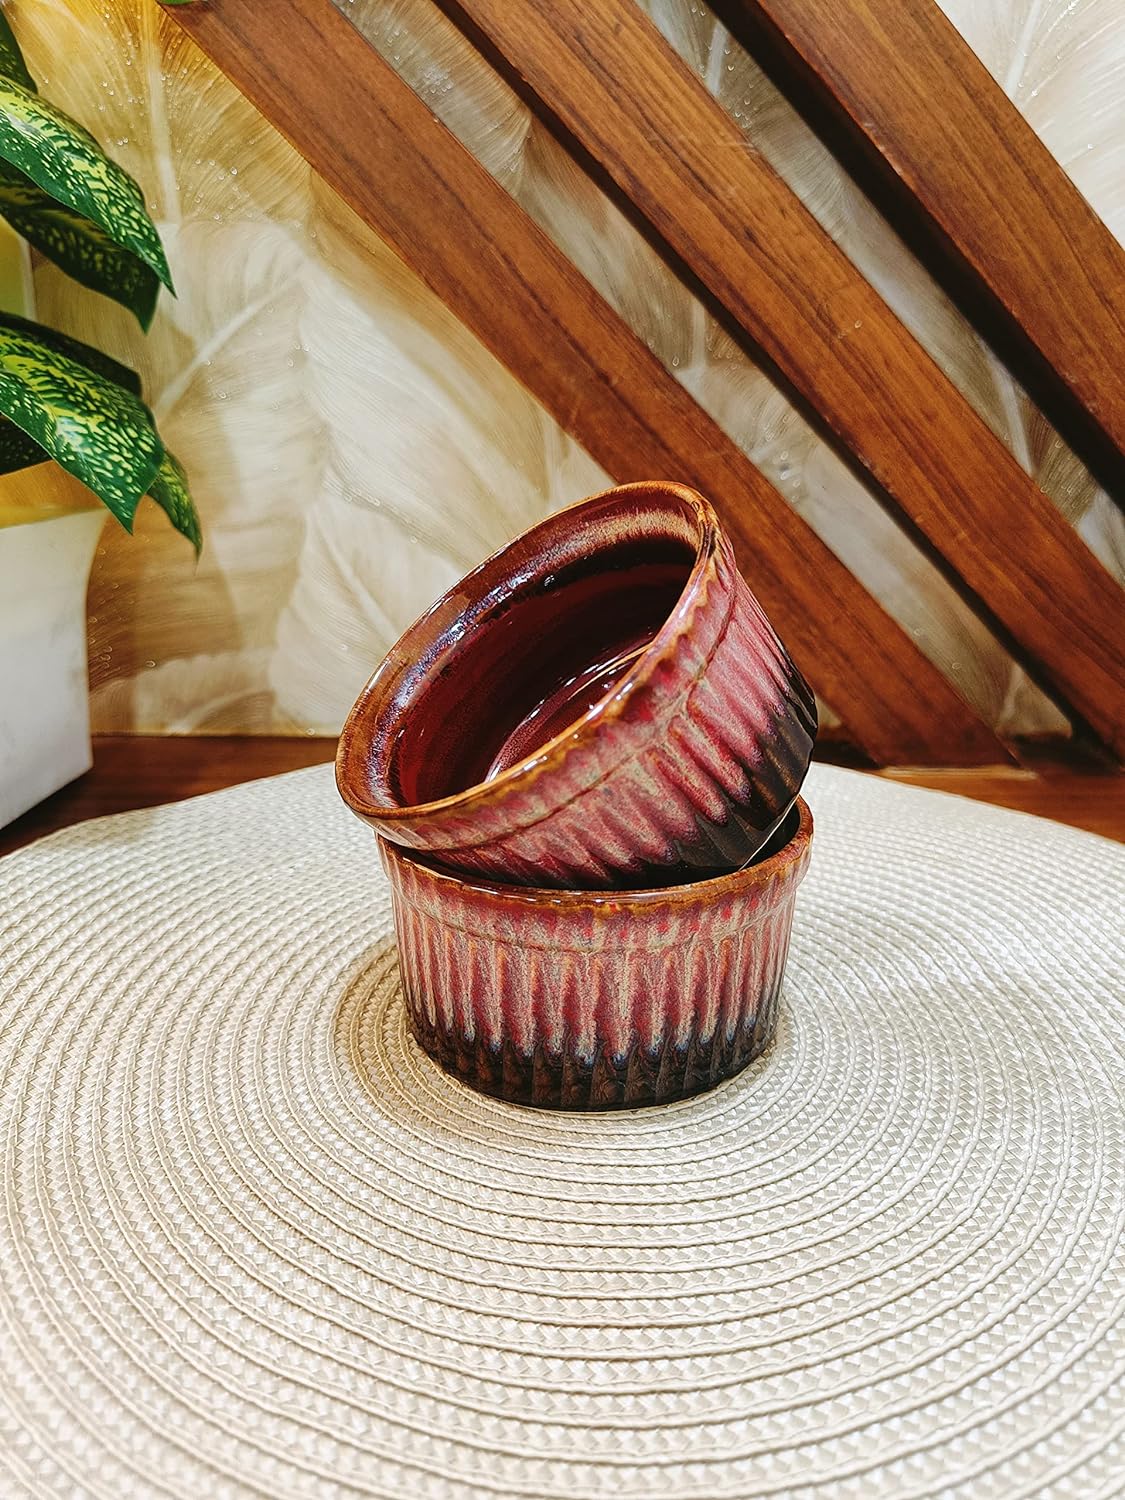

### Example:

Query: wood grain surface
xmin=435 ymin=0 xmax=1125 ymax=759
xmin=714 ymin=0 xmax=1125 ymax=508
xmin=3 ymin=736 xmax=1120 ymax=859
xmin=166 ymin=0 xmax=1005 ymax=768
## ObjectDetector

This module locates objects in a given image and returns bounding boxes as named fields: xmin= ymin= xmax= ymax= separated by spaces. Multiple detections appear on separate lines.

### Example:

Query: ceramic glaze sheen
xmin=483 ymin=638 xmax=648 ymax=781
xmin=338 ymin=482 xmax=816 ymax=888
xmin=380 ymin=799 xmax=812 ymax=1109
xmin=391 ymin=551 xmax=690 ymax=804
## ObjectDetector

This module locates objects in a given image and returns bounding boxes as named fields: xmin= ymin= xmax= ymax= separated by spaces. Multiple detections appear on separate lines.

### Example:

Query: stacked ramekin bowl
xmin=338 ymin=482 xmax=816 ymax=1109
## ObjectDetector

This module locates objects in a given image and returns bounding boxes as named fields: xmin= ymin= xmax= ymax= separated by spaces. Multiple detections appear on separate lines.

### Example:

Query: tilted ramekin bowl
xmin=338 ymin=481 xmax=816 ymax=889
xmin=380 ymin=798 xmax=813 ymax=1110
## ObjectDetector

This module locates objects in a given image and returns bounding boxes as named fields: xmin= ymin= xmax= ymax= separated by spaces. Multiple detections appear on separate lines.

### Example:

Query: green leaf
xmin=0 ymin=418 xmax=44 ymax=474
xmin=0 ymin=316 xmax=199 ymax=550
xmin=0 ymin=76 xmax=173 ymax=324
xmin=0 ymin=311 xmax=143 ymax=393
xmin=0 ymin=312 xmax=143 ymax=479
xmin=0 ymin=11 xmax=35 ymax=93
xmin=0 ymin=163 xmax=160 ymax=328
xmin=0 ymin=319 xmax=162 ymax=527
xmin=147 ymin=448 xmax=201 ymax=554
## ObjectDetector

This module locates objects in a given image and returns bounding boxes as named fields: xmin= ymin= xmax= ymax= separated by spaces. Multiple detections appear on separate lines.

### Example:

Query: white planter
xmin=0 ymin=224 xmax=109 ymax=828
xmin=0 ymin=477 xmax=104 ymax=829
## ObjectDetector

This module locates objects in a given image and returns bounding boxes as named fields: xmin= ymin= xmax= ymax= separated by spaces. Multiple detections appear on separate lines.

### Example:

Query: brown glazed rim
xmin=336 ymin=481 xmax=725 ymax=827
xmin=383 ymin=798 xmax=813 ymax=912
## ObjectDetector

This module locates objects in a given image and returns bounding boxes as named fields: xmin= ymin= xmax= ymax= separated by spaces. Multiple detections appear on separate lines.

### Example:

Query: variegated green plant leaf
xmin=0 ymin=10 xmax=35 ymax=93
xmin=0 ymin=311 xmax=143 ymax=477
xmin=0 ymin=315 xmax=199 ymax=545
xmin=0 ymin=418 xmax=44 ymax=474
xmin=147 ymin=448 xmax=201 ymax=554
xmin=0 ymin=422 xmax=201 ymax=547
xmin=0 ymin=76 xmax=172 ymax=327
xmin=0 ymin=312 xmax=142 ymax=393
xmin=0 ymin=318 xmax=162 ymax=527
xmin=0 ymin=162 xmax=160 ymax=328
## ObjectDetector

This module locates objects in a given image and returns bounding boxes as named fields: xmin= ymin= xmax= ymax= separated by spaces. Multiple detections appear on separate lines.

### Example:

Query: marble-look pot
xmin=0 ymin=464 xmax=104 ymax=829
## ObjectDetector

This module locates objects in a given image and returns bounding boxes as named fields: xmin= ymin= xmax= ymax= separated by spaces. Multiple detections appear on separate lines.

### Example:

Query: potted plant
xmin=0 ymin=7 xmax=198 ymax=828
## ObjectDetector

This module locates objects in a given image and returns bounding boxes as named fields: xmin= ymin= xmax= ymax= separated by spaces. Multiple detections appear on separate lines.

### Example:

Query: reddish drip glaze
xmin=380 ymin=798 xmax=813 ymax=1110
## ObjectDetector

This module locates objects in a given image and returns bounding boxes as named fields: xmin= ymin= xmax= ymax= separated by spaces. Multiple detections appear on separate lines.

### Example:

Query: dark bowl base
xmin=406 ymin=983 xmax=781 ymax=1111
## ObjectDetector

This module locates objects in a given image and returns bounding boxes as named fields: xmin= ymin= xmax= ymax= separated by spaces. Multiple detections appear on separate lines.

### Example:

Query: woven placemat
xmin=0 ymin=762 xmax=1122 ymax=1498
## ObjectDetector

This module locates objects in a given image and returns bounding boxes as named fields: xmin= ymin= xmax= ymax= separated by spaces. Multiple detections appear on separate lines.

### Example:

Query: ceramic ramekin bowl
xmin=338 ymin=481 xmax=816 ymax=889
xmin=380 ymin=798 xmax=813 ymax=1110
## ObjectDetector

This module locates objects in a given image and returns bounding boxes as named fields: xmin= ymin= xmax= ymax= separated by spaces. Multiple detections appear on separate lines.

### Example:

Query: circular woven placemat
xmin=0 ymin=763 xmax=1122 ymax=1498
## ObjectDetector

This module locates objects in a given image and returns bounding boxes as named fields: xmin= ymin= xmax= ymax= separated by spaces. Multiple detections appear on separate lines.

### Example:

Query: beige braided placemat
xmin=0 ymin=762 xmax=1122 ymax=1498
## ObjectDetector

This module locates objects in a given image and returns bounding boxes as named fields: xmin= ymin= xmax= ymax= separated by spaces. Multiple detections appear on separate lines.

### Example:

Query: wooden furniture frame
xmin=714 ymin=0 xmax=1125 ymax=511
xmin=168 ymin=0 xmax=1125 ymax=770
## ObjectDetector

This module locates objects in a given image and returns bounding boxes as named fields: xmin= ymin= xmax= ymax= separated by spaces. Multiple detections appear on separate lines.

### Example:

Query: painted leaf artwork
xmin=17 ymin=0 xmax=1124 ymax=737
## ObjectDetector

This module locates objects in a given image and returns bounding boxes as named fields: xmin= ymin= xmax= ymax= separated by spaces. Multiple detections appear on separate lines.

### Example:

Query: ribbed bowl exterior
xmin=400 ymin=530 xmax=815 ymax=888
xmin=339 ymin=483 xmax=816 ymax=890
xmin=380 ymin=799 xmax=812 ymax=1110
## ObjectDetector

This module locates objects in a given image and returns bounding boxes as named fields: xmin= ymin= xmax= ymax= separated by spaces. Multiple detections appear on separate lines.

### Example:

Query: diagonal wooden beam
xmin=165 ymin=0 xmax=1006 ymax=766
xmin=713 ymin=0 xmax=1125 ymax=510
xmin=434 ymin=0 xmax=1125 ymax=760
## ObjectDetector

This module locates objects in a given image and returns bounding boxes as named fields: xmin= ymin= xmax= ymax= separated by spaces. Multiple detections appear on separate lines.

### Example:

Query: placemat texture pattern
xmin=0 ymin=763 xmax=1122 ymax=1498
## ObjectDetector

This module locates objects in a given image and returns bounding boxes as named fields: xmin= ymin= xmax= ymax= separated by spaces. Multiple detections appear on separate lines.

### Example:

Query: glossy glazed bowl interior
xmin=340 ymin=482 xmax=706 ymax=808
xmin=381 ymin=798 xmax=813 ymax=1111
xmin=338 ymin=481 xmax=816 ymax=888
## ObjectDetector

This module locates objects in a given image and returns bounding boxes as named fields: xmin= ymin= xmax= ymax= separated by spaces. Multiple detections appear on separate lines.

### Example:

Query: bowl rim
xmin=336 ymin=480 xmax=726 ymax=832
xmin=380 ymin=798 xmax=813 ymax=912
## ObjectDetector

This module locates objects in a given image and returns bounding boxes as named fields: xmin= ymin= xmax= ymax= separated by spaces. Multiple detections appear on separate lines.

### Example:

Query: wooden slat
xmin=435 ymin=0 xmax=1125 ymax=760
xmin=166 ymin=0 xmax=1005 ymax=767
xmin=874 ymin=764 xmax=1125 ymax=844
xmin=714 ymin=0 xmax=1125 ymax=508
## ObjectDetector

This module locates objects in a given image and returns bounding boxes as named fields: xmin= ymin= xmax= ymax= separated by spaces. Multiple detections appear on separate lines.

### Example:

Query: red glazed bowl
xmin=338 ymin=481 xmax=816 ymax=889
xmin=380 ymin=798 xmax=813 ymax=1110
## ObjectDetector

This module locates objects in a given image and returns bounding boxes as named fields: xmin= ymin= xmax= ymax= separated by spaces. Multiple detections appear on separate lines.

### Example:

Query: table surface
xmin=2 ymin=736 xmax=1122 ymax=859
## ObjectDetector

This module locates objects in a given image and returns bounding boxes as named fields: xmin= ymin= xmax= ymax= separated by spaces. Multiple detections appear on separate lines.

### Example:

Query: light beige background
xmin=17 ymin=0 xmax=1125 ymax=735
